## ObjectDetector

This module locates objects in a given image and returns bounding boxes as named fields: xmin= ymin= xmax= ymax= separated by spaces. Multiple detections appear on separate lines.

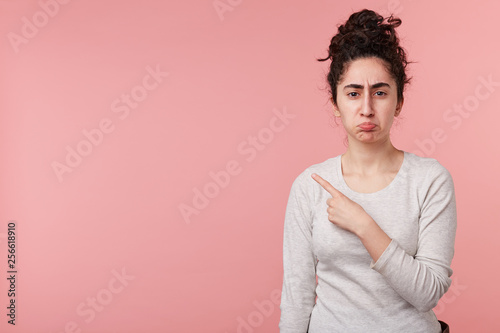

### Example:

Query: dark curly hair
xmin=317 ymin=9 xmax=412 ymax=106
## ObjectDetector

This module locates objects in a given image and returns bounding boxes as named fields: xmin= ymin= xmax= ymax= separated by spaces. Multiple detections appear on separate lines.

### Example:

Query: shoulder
xmin=403 ymin=152 xmax=455 ymax=204
xmin=293 ymin=155 xmax=339 ymax=184
xmin=287 ymin=155 xmax=340 ymax=197
xmin=404 ymin=151 xmax=454 ymax=183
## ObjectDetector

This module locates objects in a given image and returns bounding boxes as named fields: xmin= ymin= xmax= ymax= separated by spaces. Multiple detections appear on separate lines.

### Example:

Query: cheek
xmin=376 ymin=101 xmax=399 ymax=122
xmin=381 ymin=113 xmax=397 ymax=130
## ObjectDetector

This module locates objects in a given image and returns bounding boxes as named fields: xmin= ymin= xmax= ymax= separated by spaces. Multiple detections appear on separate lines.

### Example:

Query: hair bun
xmin=339 ymin=10 xmax=382 ymax=35
xmin=317 ymin=8 xmax=411 ymax=105
xmin=336 ymin=9 xmax=403 ymax=54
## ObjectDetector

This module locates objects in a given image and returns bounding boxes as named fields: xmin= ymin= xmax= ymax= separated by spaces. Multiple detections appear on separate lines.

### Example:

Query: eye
xmin=347 ymin=92 xmax=359 ymax=97
xmin=374 ymin=91 xmax=386 ymax=96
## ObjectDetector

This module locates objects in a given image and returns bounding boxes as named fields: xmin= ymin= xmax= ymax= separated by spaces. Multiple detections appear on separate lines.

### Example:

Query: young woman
xmin=279 ymin=9 xmax=456 ymax=333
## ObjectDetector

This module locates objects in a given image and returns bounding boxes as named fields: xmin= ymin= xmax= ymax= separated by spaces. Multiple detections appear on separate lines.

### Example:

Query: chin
xmin=356 ymin=133 xmax=378 ymax=140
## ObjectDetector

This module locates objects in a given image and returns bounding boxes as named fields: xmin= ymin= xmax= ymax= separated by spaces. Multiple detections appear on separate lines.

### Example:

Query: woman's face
xmin=332 ymin=57 xmax=403 ymax=145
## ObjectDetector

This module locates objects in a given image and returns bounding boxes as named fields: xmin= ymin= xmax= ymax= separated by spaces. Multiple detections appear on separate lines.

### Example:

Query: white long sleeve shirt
xmin=279 ymin=151 xmax=457 ymax=333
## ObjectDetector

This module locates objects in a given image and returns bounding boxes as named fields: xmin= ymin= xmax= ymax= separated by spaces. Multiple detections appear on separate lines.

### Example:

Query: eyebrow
xmin=343 ymin=82 xmax=391 ymax=90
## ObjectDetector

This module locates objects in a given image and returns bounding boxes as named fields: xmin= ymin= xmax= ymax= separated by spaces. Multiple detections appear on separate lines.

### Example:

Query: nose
xmin=361 ymin=94 xmax=374 ymax=117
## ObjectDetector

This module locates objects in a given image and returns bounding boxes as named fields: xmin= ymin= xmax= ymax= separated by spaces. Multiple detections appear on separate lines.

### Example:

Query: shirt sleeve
xmin=370 ymin=161 xmax=457 ymax=312
xmin=279 ymin=171 xmax=318 ymax=333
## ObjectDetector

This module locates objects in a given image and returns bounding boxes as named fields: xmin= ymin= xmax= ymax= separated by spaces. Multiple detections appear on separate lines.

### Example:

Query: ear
xmin=395 ymin=98 xmax=404 ymax=117
xmin=330 ymin=97 xmax=341 ymax=117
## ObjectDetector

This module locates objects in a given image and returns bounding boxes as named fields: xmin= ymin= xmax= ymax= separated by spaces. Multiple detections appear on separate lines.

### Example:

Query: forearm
xmin=355 ymin=216 xmax=392 ymax=263
xmin=369 ymin=240 xmax=452 ymax=312
xmin=357 ymin=213 xmax=454 ymax=313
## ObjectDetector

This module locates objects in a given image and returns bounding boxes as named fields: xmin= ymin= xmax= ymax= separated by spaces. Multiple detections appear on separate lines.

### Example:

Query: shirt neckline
xmin=335 ymin=151 xmax=408 ymax=197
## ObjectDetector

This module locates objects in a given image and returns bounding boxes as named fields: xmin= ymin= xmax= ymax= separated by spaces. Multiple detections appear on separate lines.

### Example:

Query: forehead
xmin=340 ymin=57 xmax=394 ymax=85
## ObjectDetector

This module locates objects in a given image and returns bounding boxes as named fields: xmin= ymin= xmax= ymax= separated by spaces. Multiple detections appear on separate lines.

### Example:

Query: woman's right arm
xmin=279 ymin=171 xmax=318 ymax=333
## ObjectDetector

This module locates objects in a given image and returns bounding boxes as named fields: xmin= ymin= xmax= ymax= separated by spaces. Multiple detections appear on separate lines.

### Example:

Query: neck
xmin=342 ymin=137 xmax=401 ymax=175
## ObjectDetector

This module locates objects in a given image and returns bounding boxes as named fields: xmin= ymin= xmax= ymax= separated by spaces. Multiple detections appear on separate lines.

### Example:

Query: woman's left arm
xmin=312 ymin=162 xmax=457 ymax=312
xmin=364 ymin=163 xmax=457 ymax=312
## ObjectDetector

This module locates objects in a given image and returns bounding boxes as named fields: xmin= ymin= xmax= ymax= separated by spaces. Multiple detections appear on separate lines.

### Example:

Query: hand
xmin=311 ymin=173 xmax=371 ymax=236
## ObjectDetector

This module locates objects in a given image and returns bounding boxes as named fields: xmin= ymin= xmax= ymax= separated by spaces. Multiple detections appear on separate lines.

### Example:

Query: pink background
xmin=1 ymin=0 xmax=499 ymax=332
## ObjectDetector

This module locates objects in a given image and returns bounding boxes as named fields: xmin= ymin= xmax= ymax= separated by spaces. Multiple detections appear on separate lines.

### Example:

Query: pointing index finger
xmin=311 ymin=173 xmax=341 ymax=197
